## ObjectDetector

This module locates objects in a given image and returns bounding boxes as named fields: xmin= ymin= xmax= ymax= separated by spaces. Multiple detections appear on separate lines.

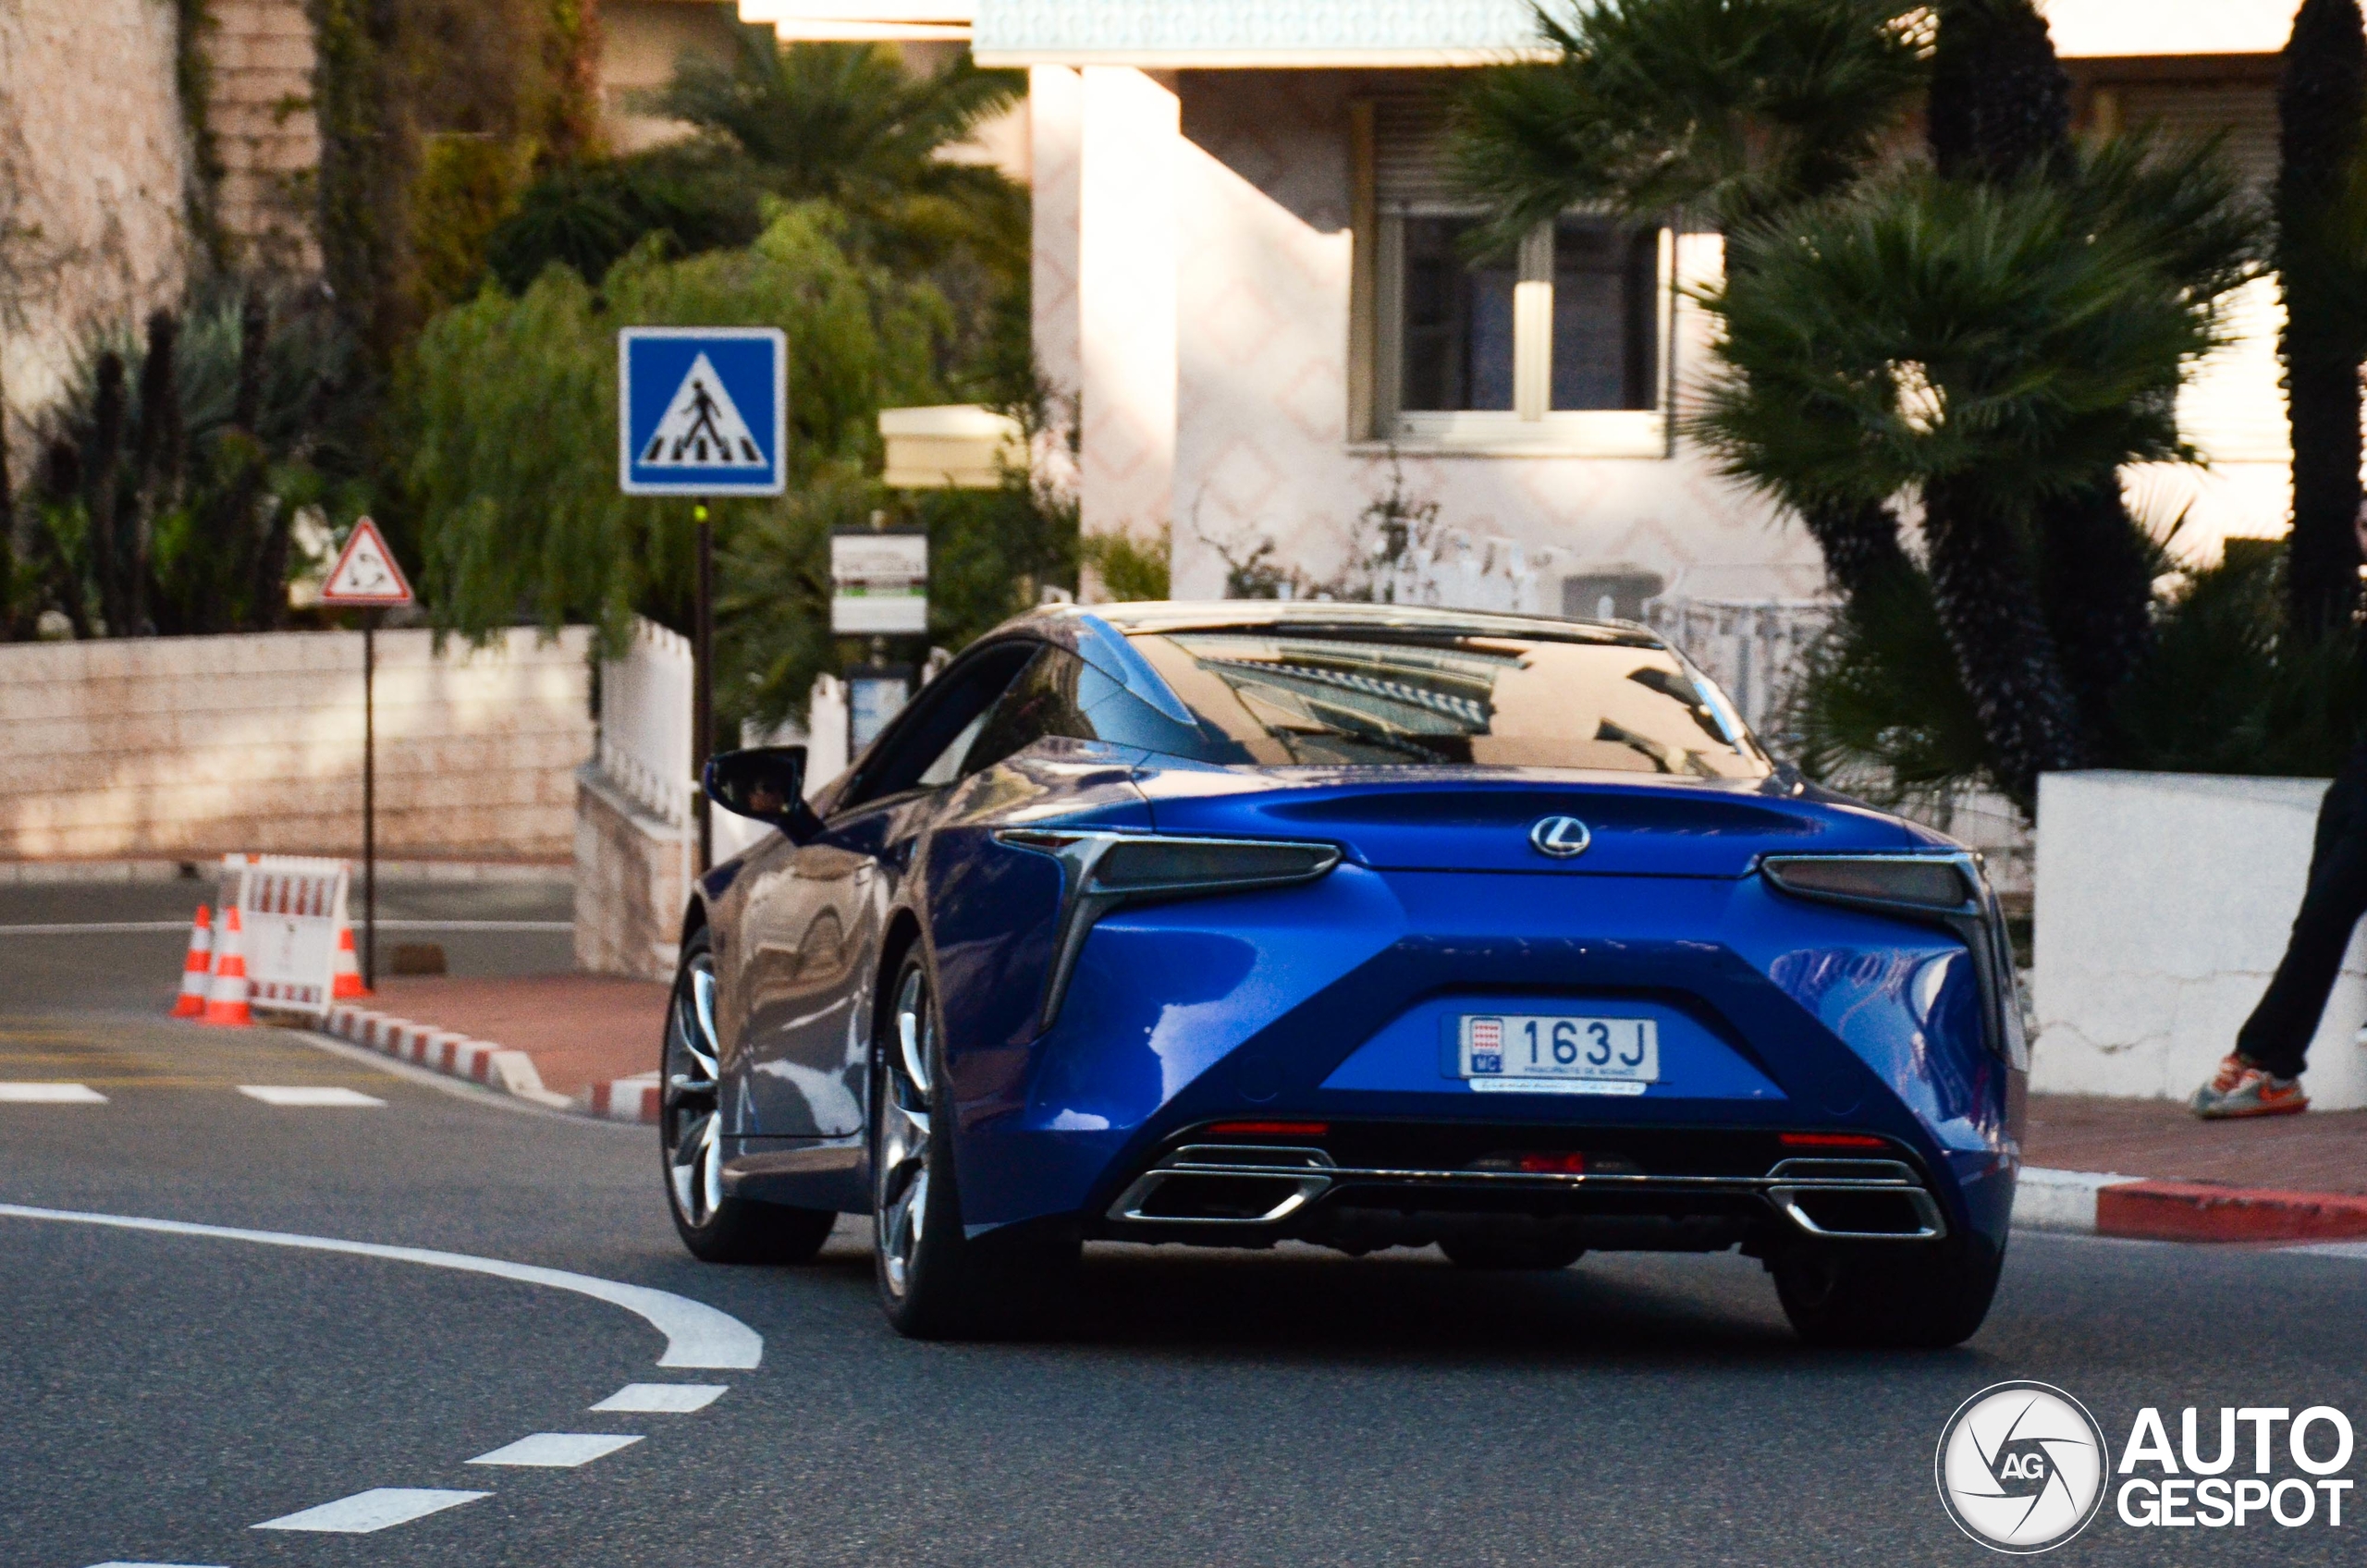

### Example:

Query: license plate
xmin=1458 ymin=1013 xmax=1658 ymax=1092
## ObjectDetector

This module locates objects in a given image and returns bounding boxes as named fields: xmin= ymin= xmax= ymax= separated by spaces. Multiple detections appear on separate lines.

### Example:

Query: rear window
xmin=1124 ymin=629 xmax=1768 ymax=778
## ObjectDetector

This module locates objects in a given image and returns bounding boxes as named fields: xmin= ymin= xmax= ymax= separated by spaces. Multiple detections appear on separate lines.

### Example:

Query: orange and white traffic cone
xmin=169 ymin=904 xmax=215 ymax=1018
xmin=330 ymin=920 xmax=371 ymax=1000
xmin=200 ymin=907 xmax=253 ymax=1027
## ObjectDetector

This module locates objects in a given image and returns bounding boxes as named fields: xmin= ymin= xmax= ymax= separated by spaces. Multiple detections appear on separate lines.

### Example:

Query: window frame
xmin=1346 ymin=98 xmax=1680 ymax=461
xmin=1367 ymin=206 xmax=1676 ymax=459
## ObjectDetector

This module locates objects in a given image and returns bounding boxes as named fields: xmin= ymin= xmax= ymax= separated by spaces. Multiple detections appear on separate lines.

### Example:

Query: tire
xmin=1439 ymin=1234 xmax=1587 ymax=1271
xmin=661 ymin=929 xmax=838 ymax=1265
xmin=1771 ymin=1237 xmax=2004 ymax=1349
xmin=871 ymin=950 xmax=1077 ymax=1339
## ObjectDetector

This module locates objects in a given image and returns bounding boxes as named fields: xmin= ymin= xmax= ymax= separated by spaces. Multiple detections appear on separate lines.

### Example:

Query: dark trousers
xmin=2237 ymin=744 xmax=2367 ymax=1078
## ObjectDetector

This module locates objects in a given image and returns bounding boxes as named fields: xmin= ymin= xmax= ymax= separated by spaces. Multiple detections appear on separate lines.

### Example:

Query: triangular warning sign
xmin=638 ymin=353 xmax=767 ymax=468
xmin=320 ymin=517 xmax=414 ymax=606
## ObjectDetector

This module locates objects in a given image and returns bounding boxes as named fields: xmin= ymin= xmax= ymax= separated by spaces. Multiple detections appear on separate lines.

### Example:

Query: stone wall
xmin=572 ymin=765 xmax=688 ymax=981
xmin=0 ymin=0 xmax=192 ymax=424
xmin=0 ymin=627 xmax=594 ymax=862
xmin=205 ymin=0 xmax=321 ymax=268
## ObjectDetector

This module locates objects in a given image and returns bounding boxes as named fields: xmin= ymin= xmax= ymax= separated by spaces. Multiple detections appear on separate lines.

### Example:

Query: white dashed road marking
xmin=237 ymin=1085 xmax=386 ymax=1107
xmin=0 ymin=1083 xmax=106 ymax=1103
xmin=593 ymin=1382 xmax=728 ymax=1414
xmin=0 ymin=1203 xmax=765 ymax=1368
xmin=468 ymin=1432 xmax=644 ymax=1467
xmin=252 ymin=1488 xmax=490 ymax=1533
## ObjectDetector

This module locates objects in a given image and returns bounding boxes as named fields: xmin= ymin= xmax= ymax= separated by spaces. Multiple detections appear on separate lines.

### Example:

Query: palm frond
xmin=1451 ymin=0 xmax=1932 ymax=241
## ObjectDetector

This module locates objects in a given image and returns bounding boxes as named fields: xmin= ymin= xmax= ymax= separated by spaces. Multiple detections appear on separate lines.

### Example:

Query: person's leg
xmin=2233 ymin=774 xmax=2367 ymax=1079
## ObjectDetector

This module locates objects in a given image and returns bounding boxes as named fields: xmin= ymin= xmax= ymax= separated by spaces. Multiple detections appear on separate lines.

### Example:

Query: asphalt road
xmin=0 ymin=877 xmax=573 ymax=1013
xmin=6 ymin=1011 xmax=2367 ymax=1564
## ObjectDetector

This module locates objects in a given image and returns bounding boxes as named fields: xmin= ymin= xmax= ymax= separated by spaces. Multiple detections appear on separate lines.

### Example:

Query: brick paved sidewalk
xmin=2023 ymin=1093 xmax=2367 ymax=1195
xmin=365 ymin=974 xmax=666 ymax=1099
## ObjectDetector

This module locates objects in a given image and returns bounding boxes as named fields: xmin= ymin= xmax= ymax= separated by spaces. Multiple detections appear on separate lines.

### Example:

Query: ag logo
xmin=1936 ymin=1381 xmax=2110 ymax=1554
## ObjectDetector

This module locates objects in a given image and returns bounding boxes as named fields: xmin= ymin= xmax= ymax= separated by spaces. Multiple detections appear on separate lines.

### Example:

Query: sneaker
xmin=2190 ymin=1054 xmax=2309 ymax=1119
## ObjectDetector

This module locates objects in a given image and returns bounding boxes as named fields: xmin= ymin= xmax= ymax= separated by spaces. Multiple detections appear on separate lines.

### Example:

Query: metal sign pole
xmin=362 ymin=609 xmax=377 ymax=990
xmin=693 ymin=500 xmax=713 ymax=873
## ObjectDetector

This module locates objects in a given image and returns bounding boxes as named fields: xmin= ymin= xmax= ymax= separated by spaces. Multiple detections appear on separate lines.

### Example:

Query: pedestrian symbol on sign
xmin=618 ymin=327 xmax=787 ymax=496
xmin=640 ymin=353 xmax=765 ymax=467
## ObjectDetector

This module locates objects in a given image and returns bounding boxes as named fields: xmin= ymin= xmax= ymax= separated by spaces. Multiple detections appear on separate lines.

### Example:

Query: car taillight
xmin=1760 ymin=854 xmax=1973 ymax=912
xmin=1515 ymin=1152 xmax=1588 ymax=1174
xmin=995 ymin=829 xmax=1343 ymax=1030
xmin=1780 ymin=1133 xmax=1888 ymax=1150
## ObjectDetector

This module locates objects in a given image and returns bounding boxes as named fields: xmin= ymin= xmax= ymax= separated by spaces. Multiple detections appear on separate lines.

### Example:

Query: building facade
xmin=927 ymin=0 xmax=2299 ymax=609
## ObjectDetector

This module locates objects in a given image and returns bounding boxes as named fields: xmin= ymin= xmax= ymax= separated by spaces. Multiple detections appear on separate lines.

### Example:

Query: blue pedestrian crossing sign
xmin=618 ymin=327 xmax=788 ymax=496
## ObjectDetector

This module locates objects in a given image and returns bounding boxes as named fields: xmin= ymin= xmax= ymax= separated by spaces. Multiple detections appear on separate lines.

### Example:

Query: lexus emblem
xmin=1529 ymin=815 xmax=1591 ymax=859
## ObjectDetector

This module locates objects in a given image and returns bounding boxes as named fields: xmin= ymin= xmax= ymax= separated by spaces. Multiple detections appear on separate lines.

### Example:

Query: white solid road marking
xmin=0 ymin=1083 xmax=107 ymax=1103
xmin=237 ymin=1085 xmax=387 ymax=1107
xmin=0 ymin=1203 xmax=765 ymax=1369
xmin=468 ymin=1432 xmax=644 ymax=1467
xmin=252 ymin=1487 xmax=490 ymax=1533
xmin=592 ymin=1382 xmax=728 ymax=1414
xmin=84 ymin=1561 xmax=231 ymax=1566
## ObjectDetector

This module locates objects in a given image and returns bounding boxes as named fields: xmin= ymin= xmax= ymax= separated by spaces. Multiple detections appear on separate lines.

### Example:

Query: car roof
xmin=1014 ymin=599 xmax=1664 ymax=648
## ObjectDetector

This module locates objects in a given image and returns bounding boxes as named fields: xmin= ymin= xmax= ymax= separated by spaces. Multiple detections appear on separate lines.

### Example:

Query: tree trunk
xmin=2278 ymin=0 xmax=2367 ymax=640
xmin=236 ymin=294 xmax=283 ymax=631
xmin=129 ymin=310 xmax=179 ymax=637
xmin=1924 ymin=0 xmax=2106 ymax=785
xmin=2036 ymin=484 xmax=2156 ymax=742
xmin=1928 ymin=0 xmax=2073 ymax=183
xmin=85 ymin=352 xmax=128 ymax=636
xmin=1922 ymin=479 xmax=2084 ymax=806
xmin=1799 ymin=498 xmax=1915 ymax=606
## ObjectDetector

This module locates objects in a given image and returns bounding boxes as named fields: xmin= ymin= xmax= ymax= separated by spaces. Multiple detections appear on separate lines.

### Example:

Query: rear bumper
xmin=1095 ymin=1121 xmax=1961 ymax=1255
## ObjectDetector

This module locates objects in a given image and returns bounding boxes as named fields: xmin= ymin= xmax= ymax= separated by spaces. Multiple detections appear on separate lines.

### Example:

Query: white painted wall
xmin=1164 ymin=70 xmax=1827 ymax=605
xmin=2031 ymin=770 xmax=2367 ymax=1110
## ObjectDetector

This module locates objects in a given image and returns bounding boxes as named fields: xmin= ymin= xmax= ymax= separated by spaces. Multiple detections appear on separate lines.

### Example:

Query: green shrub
xmin=406 ymin=202 xmax=943 ymax=649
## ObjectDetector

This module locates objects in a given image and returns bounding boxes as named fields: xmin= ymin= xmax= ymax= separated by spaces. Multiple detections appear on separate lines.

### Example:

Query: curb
xmin=2016 ymin=1165 xmax=2367 ymax=1243
xmin=321 ymin=1002 xmax=657 ymax=1122
xmin=586 ymin=1072 xmax=662 ymax=1123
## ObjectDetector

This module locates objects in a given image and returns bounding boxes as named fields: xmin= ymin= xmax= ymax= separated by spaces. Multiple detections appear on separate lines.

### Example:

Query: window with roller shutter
xmin=1351 ymin=92 xmax=1676 ymax=457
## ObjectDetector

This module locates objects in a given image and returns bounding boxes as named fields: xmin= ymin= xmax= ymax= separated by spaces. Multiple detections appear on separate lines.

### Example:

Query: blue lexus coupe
xmin=665 ymin=600 xmax=2025 ymax=1345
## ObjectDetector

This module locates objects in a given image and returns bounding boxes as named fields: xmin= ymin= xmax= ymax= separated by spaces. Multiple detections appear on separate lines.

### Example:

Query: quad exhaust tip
xmin=1108 ymin=1145 xmax=1948 ymax=1241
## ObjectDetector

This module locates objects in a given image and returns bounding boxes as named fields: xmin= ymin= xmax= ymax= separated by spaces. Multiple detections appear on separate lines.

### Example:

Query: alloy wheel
xmin=663 ymin=949 xmax=724 ymax=1228
xmin=875 ymin=963 xmax=935 ymax=1300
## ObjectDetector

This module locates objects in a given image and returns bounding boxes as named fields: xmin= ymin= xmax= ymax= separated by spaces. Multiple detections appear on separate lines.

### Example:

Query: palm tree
xmin=656 ymin=30 xmax=1026 ymax=276
xmin=2276 ymin=0 xmax=2367 ymax=640
xmin=1452 ymin=0 xmax=1931 ymax=602
xmin=1691 ymin=163 xmax=2250 ymax=805
xmin=1926 ymin=0 xmax=2071 ymax=181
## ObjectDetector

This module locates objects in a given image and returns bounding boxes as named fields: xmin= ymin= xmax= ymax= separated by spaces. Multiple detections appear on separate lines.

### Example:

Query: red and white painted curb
xmin=586 ymin=1072 xmax=661 ymax=1124
xmin=2017 ymin=1166 xmax=2367 ymax=1243
xmin=321 ymin=1003 xmax=656 ymax=1121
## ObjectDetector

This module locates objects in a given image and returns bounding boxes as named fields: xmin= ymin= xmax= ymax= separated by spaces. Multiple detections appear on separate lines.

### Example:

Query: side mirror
xmin=703 ymin=746 xmax=822 ymax=841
